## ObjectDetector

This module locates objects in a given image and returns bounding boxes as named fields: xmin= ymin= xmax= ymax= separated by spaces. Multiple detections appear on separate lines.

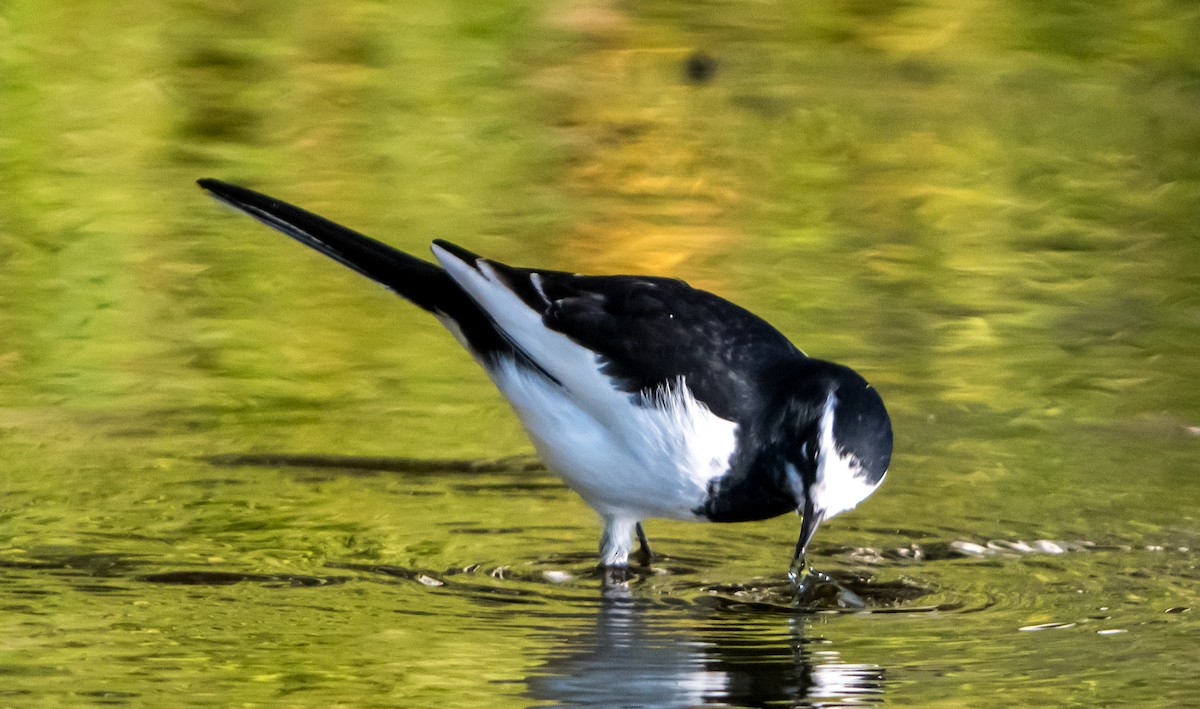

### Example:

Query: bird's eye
xmin=799 ymin=436 xmax=819 ymax=467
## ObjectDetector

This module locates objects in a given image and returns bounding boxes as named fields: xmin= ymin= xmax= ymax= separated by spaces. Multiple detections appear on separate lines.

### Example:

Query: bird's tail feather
xmin=197 ymin=178 xmax=505 ymax=356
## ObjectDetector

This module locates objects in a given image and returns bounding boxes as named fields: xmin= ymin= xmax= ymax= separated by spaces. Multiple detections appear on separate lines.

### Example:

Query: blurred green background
xmin=1 ymin=1 xmax=1197 ymax=706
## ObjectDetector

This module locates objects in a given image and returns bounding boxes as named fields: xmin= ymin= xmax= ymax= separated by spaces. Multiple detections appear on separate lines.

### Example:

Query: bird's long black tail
xmin=197 ymin=179 xmax=505 ymax=356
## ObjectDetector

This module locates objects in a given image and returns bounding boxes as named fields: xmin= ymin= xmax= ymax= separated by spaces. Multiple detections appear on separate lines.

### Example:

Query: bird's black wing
xmin=433 ymin=240 xmax=803 ymax=424
xmin=542 ymin=274 xmax=804 ymax=423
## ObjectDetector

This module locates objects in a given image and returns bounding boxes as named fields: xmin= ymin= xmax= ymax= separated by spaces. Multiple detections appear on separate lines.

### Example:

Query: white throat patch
xmin=808 ymin=391 xmax=884 ymax=520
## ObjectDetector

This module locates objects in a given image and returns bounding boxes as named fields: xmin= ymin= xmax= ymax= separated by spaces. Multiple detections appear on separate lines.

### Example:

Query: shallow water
xmin=2 ymin=1 xmax=1199 ymax=706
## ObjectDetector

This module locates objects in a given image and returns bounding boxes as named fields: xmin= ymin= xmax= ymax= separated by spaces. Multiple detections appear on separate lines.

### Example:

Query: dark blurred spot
xmin=684 ymin=51 xmax=717 ymax=84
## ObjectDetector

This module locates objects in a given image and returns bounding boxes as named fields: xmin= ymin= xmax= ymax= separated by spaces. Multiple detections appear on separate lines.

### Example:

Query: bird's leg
xmin=787 ymin=536 xmax=810 ymax=587
xmin=633 ymin=522 xmax=653 ymax=566
xmin=598 ymin=516 xmax=638 ymax=584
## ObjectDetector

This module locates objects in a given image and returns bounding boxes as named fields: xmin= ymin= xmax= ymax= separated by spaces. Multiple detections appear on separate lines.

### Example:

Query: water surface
xmin=2 ymin=1 xmax=1198 ymax=706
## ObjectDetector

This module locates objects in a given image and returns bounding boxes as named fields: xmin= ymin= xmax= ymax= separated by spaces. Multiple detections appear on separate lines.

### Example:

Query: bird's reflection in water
xmin=525 ymin=589 xmax=884 ymax=707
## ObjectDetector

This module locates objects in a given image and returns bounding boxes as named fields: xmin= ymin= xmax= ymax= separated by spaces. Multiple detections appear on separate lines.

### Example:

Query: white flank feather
xmin=431 ymin=245 xmax=739 ymax=522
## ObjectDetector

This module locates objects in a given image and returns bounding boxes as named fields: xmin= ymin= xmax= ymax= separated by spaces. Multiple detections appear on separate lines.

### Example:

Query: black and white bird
xmin=198 ymin=179 xmax=893 ymax=582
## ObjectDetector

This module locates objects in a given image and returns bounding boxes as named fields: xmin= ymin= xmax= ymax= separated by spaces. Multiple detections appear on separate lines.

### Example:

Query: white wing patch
xmin=432 ymin=244 xmax=738 ymax=520
xmin=529 ymin=272 xmax=551 ymax=306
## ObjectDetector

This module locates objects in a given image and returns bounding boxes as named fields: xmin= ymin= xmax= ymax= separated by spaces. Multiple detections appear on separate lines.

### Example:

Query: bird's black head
xmin=822 ymin=370 xmax=893 ymax=491
xmin=776 ymin=360 xmax=892 ymax=555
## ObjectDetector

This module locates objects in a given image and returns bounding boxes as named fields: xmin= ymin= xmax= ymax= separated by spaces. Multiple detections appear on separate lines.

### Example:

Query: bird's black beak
xmin=789 ymin=495 xmax=824 ymax=583
xmin=798 ymin=495 xmax=824 ymax=558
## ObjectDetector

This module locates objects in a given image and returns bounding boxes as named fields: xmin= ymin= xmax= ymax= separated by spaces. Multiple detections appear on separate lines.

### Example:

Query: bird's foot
xmin=600 ymin=563 xmax=636 ymax=586
xmin=791 ymin=566 xmax=866 ymax=610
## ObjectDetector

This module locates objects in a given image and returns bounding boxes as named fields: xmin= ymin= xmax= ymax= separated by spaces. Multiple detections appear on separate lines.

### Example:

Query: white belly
xmin=488 ymin=357 xmax=738 ymax=521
